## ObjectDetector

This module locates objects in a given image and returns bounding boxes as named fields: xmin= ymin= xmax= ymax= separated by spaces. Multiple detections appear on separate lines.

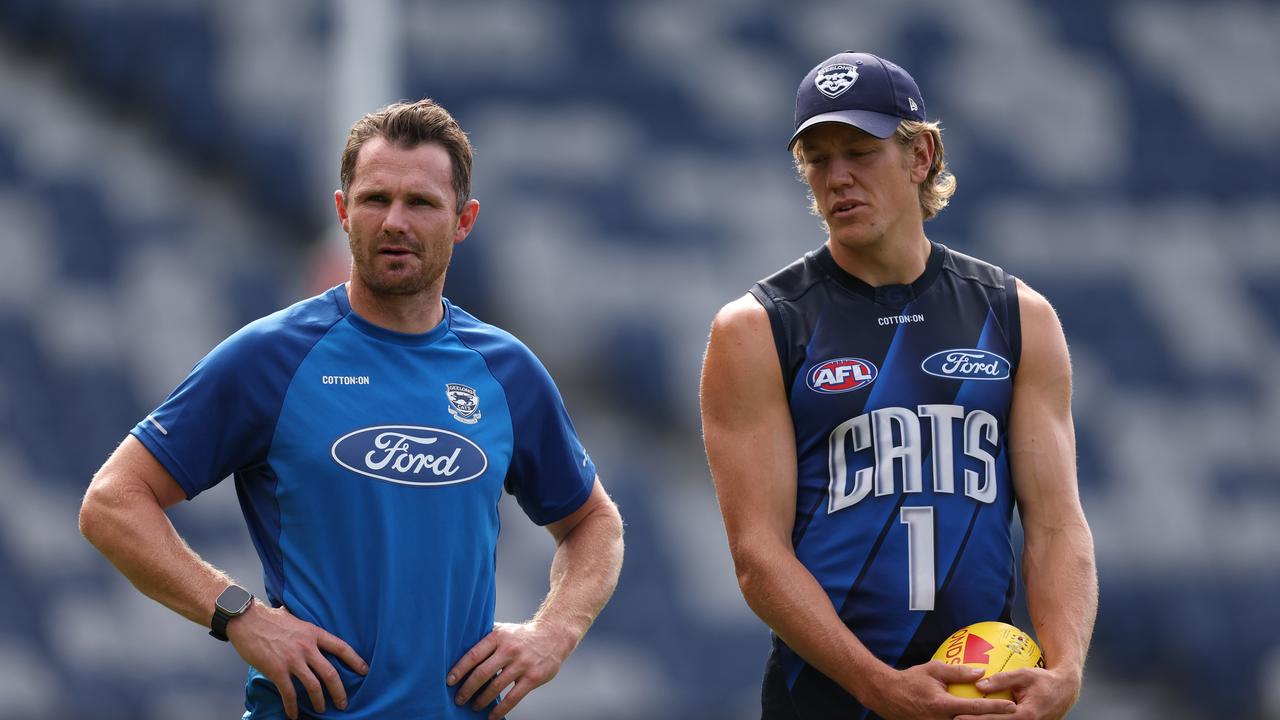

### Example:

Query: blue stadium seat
xmin=0 ymin=131 xmax=19 ymax=184
xmin=41 ymin=177 xmax=122 ymax=286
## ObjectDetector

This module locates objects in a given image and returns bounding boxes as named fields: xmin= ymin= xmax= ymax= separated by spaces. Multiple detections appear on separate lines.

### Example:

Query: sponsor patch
xmin=921 ymin=349 xmax=1011 ymax=381
xmin=331 ymin=425 xmax=488 ymax=486
xmin=806 ymin=357 xmax=878 ymax=394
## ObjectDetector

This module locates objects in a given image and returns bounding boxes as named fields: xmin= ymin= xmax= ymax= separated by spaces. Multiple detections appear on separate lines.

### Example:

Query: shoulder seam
xmin=765 ymin=267 xmax=837 ymax=306
xmin=447 ymin=314 xmax=519 ymax=461
xmin=939 ymin=263 xmax=1006 ymax=292
xmin=266 ymin=311 xmax=349 ymax=454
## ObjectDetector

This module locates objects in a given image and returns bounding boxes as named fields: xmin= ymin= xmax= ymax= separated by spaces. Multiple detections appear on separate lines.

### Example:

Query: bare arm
xmin=970 ymin=281 xmax=1098 ymax=719
xmin=79 ymin=435 xmax=229 ymax=625
xmin=449 ymin=478 xmax=624 ymax=719
xmin=79 ymin=436 xmax=367 ymax=719
xmin=701 ymin=295 xmax=1011 ymax=720
xmin=536 ymin=479 xmax=625 ymax=647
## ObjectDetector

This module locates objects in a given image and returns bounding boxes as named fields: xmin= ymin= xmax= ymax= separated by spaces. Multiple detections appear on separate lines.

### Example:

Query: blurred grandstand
xmin=1 ymin=1 xmax=1278 ymax=718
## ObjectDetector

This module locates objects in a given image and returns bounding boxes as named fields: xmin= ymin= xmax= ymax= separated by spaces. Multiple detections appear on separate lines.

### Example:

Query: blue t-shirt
xmin=131 ymin=284 xmax=596 ymax=719
xmin=749 ymin=243 xmax=1021 ymax=719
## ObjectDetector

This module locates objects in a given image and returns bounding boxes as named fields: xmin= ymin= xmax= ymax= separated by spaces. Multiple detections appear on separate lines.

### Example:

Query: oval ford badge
xmin=921 ymin=349 xmax=1011 ymax=381
xmin=331 ymin=425 xmax=488 ymax=486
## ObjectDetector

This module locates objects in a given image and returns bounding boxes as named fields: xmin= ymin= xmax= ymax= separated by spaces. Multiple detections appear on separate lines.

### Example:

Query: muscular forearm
xmin=534 ymin=502 xmax=624 ymax=652
xmin=737 ymin=546 xmax=888 ymax=701
xmin=1022 ymin=522 xmax=1097 ymax=680
xmin=80 ymin=474 xmax=230 ymax=628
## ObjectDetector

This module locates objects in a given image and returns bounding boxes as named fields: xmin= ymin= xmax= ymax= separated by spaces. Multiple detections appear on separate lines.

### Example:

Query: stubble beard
xmin=351 ymin=240 xmax=449 ymax=297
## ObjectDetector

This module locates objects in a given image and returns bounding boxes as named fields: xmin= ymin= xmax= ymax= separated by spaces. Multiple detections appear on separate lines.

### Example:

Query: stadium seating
xmin=1 ymin=1 xmax=1276 ymax=718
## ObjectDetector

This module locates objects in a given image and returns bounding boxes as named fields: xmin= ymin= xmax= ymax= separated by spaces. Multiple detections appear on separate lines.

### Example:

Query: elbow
xmin=734 ymin=564 xmax=762 ymax=607
xmin=608 ymin=501 xmax=626 ymax=565
xmin=587 ymin=495 xmax=624 ymax=540
xmin=730 ymin=543 xmax=779 ymax=609
xmin=604 ymin=498 xmax=625 ymax=540
xmin=79 ymin=475 xmax=132 ymax=550
xmin=79 ymin=489 xmax=102 ymax=548
xmin=596 ymin=500 xmax=625 ymax=570
xmin=585 ymin=497 xmax=626 ymax=564
xmin=78 ymin=480 xmax=111 ymax=547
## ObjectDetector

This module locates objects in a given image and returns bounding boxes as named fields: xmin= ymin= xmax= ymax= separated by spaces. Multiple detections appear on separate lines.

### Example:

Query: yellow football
xmin=931 ymin=621 xmax=1044 ymax=699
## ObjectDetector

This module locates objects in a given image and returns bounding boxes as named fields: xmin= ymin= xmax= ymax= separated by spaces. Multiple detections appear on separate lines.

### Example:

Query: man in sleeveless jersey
xmin=701 ymin=53 xmax=1096 ymax=719
xmin=80 ymin=99 xmax=624 ymax=720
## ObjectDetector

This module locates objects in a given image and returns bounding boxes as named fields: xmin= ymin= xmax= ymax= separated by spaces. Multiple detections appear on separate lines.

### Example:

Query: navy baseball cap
xmin=788 ymin=52 xmax=926 ymax=149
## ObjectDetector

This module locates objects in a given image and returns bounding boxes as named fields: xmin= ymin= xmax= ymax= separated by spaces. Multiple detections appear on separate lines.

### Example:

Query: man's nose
xmin=383 ymin=200 xmax=410 ymax=233
xmin=826 ymin=157 xmax=856 ymax=188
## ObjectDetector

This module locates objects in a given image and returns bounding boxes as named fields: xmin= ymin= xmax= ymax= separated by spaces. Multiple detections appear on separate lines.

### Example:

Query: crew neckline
xmin=813 ymin=241 xmax=946 ymax=306
xmin=333 ymin=283 xmax=452 ymax=347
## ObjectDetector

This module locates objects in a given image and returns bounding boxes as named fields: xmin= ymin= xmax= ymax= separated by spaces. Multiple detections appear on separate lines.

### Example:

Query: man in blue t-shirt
xmin=80 ymin=99 xmax=625 ymax=720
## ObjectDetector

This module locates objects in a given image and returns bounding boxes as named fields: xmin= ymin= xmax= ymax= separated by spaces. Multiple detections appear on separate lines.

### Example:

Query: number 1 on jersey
xmin=900 ymin=506 xmax=935 ymax=611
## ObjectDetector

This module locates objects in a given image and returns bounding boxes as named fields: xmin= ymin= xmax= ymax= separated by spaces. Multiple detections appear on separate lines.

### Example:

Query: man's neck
xmin=827 ymin=230 xmax=932 ymax=288
xmin=346 ymin=279 xmax=445 ymax=334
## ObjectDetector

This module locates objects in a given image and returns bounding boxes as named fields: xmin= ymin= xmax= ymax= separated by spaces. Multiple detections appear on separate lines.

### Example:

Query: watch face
xmin=216 ymin=585 xmax=253 ymax=615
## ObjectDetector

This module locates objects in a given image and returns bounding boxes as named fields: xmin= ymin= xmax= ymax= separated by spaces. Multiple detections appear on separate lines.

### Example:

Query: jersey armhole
xmin=748 ymin=285 xmax=793 ymax=399
xmin=1004 ymin=273 xmax=1023 ymax=377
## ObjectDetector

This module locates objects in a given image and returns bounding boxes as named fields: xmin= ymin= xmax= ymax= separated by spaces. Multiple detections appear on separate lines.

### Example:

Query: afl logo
xmin=921 ymin=349 xmax=1011 ymax=380
xmin=331 ymin=425 xmax=488 ymax=486
xmin=807 ymin=358 xmax=878 ymax=394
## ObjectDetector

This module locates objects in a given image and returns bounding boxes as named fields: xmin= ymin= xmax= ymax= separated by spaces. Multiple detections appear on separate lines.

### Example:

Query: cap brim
xmin=787 ymin=110 xmax=902 ymax=149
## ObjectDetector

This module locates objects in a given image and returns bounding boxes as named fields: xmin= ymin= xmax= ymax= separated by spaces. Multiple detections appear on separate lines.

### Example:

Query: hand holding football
xmin=931 ymin=621 xmax=1044 ymax=700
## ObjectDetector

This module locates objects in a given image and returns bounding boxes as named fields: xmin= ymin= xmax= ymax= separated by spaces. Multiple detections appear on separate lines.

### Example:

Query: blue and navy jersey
xmin=131 ymin=284 xmax=596 ymax=719
xmin=749 ymin=242 xmax=1022 ymax=720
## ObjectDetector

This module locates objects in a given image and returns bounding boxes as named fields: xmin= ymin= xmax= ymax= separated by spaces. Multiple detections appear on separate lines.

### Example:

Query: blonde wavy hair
xmin=793 ymin=119 xmax=956 ymax=221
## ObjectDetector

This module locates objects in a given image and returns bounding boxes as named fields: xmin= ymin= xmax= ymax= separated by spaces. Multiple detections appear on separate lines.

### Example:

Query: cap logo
xmin=815 ymin=63 xmax=859 ymax=99
xmin=908 ymin=97 xmax=918 ymax=112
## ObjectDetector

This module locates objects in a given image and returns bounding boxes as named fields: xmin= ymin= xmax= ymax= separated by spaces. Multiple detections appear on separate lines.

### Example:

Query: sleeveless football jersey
xmin=131 ymin=284 xmax=596 ymax=719
xmin=749 ymin=242 xmax=1022 ymax=719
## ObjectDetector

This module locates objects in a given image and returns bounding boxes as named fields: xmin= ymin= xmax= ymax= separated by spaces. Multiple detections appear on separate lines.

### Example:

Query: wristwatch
xmin=209 ymin=584 xmax=254 ymax=642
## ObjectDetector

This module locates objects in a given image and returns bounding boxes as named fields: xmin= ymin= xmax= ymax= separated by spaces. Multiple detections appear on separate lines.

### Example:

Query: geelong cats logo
xmin=446 ymin=383 xmax=482 ymax=424
xmin=815 ymin=63 xmax=859 ymax=98
xmin=331 ymin=426 xmax=488 ymax=486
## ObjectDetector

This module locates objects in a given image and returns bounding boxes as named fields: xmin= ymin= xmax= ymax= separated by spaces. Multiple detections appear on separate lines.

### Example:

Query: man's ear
xmin=334 ymin=190 xmax=351 ymax=234
xmin=909 ymin=132 xmax=935 ymax=185
xmin=453 ymin=198 xmax=480 ymax=245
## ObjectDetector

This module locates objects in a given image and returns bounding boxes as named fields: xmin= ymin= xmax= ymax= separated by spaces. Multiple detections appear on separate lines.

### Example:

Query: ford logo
xmin=921 ymin=349 xmax=1011 ymax=381
xmin=331 ymin=425 xmax=488 ymax=486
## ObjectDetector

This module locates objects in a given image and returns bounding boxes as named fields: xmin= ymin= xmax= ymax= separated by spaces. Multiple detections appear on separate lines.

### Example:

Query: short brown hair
xmin=339 ymin=98 xmax=473 ymax=213
xmin=791 ymin=119 xmax=957 ymax=221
